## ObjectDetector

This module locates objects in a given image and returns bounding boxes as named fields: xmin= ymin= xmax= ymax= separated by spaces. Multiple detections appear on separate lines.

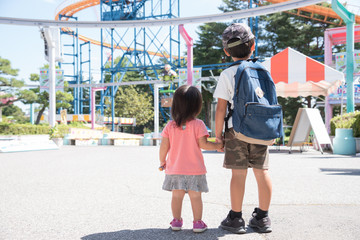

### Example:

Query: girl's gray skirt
xmin=162 ymin=174 xmax=208 ymax=193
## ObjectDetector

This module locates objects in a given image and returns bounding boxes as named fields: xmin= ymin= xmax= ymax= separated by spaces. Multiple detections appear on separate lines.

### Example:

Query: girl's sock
xmin=230 ymin=210 xmax=242 ymax=220
xmin=255 ymin=208 xmax=268 ymax=220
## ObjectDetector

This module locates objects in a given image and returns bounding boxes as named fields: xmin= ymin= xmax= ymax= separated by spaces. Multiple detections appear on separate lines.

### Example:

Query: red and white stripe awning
xmin=262 ymin=47 xmax=344 ymax=97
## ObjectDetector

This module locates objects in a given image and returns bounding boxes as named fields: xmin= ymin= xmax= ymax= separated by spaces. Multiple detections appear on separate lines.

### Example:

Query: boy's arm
xmin=215 ymin=98 xmax=228 ymax=142
xmin=159 ymin=137 xmax=169 ymax=167
xmin=198 ymin=136 xmax=223 ymax=150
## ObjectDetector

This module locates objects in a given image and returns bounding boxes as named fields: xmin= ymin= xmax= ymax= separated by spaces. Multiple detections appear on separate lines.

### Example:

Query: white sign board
xmin=39 ymin=69 xmax=64 ymax=92
xmin=288 ymin=108 xmax=333 ymax=153
xmin=178 ymin=68 xmax=202 ymax=92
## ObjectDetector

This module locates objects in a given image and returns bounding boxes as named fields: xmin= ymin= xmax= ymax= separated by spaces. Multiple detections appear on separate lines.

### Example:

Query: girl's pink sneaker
xmin=193 ymin=220 xmax=208 ymax=233
xmin=170 ymin=218 xmax=183 ymax=231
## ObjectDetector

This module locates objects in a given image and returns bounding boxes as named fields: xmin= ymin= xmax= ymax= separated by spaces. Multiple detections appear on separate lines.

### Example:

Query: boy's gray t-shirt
xmin=213 ymin=64 xmax=239 ymax=129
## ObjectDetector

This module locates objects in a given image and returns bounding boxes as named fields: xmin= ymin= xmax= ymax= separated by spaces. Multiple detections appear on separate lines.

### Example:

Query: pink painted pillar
xmin=179 ymin=24 xmax=193 ymax=85
xmin=324 ymin=29 xmax=333 ymax=67
xmin=91 ymin=87 xmax=107 ymax=129
xmin=324 ymin=30 xmax=334 ymax=133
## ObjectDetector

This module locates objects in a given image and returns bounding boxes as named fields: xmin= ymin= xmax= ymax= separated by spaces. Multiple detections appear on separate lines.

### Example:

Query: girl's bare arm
xmin=198 ymin=136 xmax=223 ymax=151
xmin=159 ymin=137 xmax=170 ymax=166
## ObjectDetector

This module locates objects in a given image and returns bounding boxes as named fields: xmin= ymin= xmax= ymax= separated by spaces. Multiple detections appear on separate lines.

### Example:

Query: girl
xmin=159 ymin=85 xmax=223 ymax=233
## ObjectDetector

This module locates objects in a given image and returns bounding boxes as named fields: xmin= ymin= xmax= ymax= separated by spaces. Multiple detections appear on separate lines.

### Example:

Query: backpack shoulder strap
xmin=224 ymin=101 xmax=232 ymax=132
xmin=223 ymin=58 xmax=260 ymax=131
xmin=223 ymin=59 xmax=251 ymax=132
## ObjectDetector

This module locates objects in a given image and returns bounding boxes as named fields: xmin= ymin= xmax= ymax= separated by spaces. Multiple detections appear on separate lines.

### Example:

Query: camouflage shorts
xmin=223 ymin=128 xmax=269 ymax=169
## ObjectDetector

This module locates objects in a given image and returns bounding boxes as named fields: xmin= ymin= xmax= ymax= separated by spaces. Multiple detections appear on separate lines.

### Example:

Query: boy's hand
xmin=215 ymin=136 xmax=224 ymax=152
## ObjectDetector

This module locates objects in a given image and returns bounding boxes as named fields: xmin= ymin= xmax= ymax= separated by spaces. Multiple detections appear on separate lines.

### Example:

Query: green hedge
xmin=0 ymin=123 xmax=51 ymax=135
xmin=0 ymin=122 xmax=92 ymax=137
xmin=330 ymin=111 xmax=360 ymax=137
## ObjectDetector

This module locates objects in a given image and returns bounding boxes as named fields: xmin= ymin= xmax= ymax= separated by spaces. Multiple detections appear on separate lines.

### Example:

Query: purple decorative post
xmin=179 ymin=24 xmax=193 ymax=85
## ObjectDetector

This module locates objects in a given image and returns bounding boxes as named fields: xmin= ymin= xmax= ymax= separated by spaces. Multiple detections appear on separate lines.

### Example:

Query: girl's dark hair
xmin=171 ymin=85 xmax=202 ymax=127
xmin=226 ymin=38 xmax=255 ymax=58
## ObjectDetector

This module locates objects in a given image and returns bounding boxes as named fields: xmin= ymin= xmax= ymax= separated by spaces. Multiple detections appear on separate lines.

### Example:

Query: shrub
xmin=330 ymin=111 xmax=360 ymax=137
xmin=49 ymin=124 xmax=70 ymax=139
xmin=0 ymin=122 xmax=97 ymax=137
xmin=0 ymin=123 xmax=50 ymax=135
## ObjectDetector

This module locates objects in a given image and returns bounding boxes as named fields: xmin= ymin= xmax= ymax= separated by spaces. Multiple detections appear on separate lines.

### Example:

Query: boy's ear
xmin=251 ymin=43 xmax=255 ymax=52
xmin=223 ymin=48 xmax=230 ymax=57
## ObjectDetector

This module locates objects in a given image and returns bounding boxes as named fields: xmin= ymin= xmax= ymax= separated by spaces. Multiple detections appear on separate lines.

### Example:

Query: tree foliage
xmin=193 ymin=22 xmax=229 ymax=76
xmin=0 ymin=57 xmax=37 ymax=108
xmin=28 ymin=67 xmax=74 ymax=124
xmin=115 ymin=85 xmax=153 ymax=126
xmin=102 ymin=56 xmax=156 ymax=132
xmin=2 ymin=104 xmax=28 ymax=123
xmin=261 ymin=12 xmax=337 ymax=57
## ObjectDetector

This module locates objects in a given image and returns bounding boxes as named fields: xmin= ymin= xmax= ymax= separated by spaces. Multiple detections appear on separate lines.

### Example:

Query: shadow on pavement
xmin=81 ymin=227 xmax=259 ymax=240
xmin=319 ymin=168 xmax=360 ymax=176
xmin=269 ymin=149 xmax=293 ymax=154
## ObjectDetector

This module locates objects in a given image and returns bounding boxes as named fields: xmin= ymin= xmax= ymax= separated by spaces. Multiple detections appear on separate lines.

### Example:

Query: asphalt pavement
xmin=0 ymin=146 xmax=359 ymax=240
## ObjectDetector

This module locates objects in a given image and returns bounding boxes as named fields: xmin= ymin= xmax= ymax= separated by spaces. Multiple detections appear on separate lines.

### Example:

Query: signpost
xmin=288 ymin=108 xmax=333 ymax=154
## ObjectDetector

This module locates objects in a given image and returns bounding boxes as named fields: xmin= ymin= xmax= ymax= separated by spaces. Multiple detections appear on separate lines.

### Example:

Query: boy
xmin=214 ymin=23 xmax=272 ymax=234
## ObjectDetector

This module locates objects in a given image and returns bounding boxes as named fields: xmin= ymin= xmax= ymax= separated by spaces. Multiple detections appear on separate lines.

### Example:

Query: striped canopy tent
xmin=262 ymin=47 xmax=344 ymax=97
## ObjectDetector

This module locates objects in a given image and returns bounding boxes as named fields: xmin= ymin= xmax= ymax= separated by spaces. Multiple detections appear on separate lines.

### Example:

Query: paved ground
xmin=0 ymin=146 xmax=359 ymax=240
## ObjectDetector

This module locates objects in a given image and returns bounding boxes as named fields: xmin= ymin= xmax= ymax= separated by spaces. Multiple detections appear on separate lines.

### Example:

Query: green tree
xmin=2 ymin=104 xmax=28 ymax=123
xmin=192 ymin=22 xmax=229 ymax=127
xmin=102 ymin=56 xmax=157 ymax=131
xmin=28 ymin=68 xmax=74 ymax=124
xmin=0 ymin=57 xmax=37 ymax=108
xmin=114 ymin=85 xmax=153 ymax=133
xmin=277 ymin=96 xmax=303 ymax=126
xmin=261 ymin=12 xmax=337 ymax=57
xmin=193 ymin=22 xmax=229 ymax=75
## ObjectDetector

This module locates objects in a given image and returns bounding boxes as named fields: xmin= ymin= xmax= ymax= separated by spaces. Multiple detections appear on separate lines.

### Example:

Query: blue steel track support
xmin=59 ymin=14 xmax=82 ymax=114
xmin=100 ymin=0 xmax=181 ymax=131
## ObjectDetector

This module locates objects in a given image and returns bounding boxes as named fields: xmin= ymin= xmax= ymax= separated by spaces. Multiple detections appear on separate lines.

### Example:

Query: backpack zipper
xmin=244 ymin=102 xmax=281 ymax=116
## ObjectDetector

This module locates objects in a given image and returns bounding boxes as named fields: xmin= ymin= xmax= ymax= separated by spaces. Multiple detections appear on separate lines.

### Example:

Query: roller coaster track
xmin=0 ymin=0 xmax=327 ymax=28
xmin=56 ymin=0 xmax=178 ymax=59
xmin=2 ymin=0 xmax=358 ymax=59
xmin=265 ymin=0 xmax=360 ymax=25
xmin=49 ymin=0 xmax=360 ymax=60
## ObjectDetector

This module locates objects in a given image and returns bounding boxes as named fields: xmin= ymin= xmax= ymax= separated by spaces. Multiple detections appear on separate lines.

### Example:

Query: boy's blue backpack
xmin=225 ymin=59 xmax=283 ymax=141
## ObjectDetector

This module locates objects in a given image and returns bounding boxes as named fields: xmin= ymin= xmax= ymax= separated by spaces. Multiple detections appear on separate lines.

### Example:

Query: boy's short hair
xmin=222 ymin=23 xmax=255 ymax=58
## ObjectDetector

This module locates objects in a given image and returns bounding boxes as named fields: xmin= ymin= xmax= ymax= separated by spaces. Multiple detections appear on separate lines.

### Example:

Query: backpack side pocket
xmin=240 ymin=103 xmax=283 ymax=140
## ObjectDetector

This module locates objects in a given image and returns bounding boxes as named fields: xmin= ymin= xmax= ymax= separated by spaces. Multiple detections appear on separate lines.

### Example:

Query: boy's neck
xmin=232 ymin=57 xmax=250 ymax=62
xmin=232 ymin=52 xmax=253 ymax=62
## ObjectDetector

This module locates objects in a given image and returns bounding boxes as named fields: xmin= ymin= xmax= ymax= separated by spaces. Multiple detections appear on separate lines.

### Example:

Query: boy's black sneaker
xmin=220 ymin=212 xmax=246 ymax=234
xmin=248 ymin=208 xmax=272 ymax=233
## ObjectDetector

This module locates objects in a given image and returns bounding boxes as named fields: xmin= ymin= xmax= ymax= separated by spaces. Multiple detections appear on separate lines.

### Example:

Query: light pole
xmin=91 ymin=87 xmax=106 ymax=129
xmin=332 ymin=0 xmax=355 ymax=113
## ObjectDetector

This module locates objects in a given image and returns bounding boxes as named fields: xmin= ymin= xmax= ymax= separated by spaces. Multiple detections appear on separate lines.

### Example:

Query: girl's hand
xmin=159 ymin=161 xmax=166 ymax=171
xmin=215 ymin=136 xmax=224 ymax=152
